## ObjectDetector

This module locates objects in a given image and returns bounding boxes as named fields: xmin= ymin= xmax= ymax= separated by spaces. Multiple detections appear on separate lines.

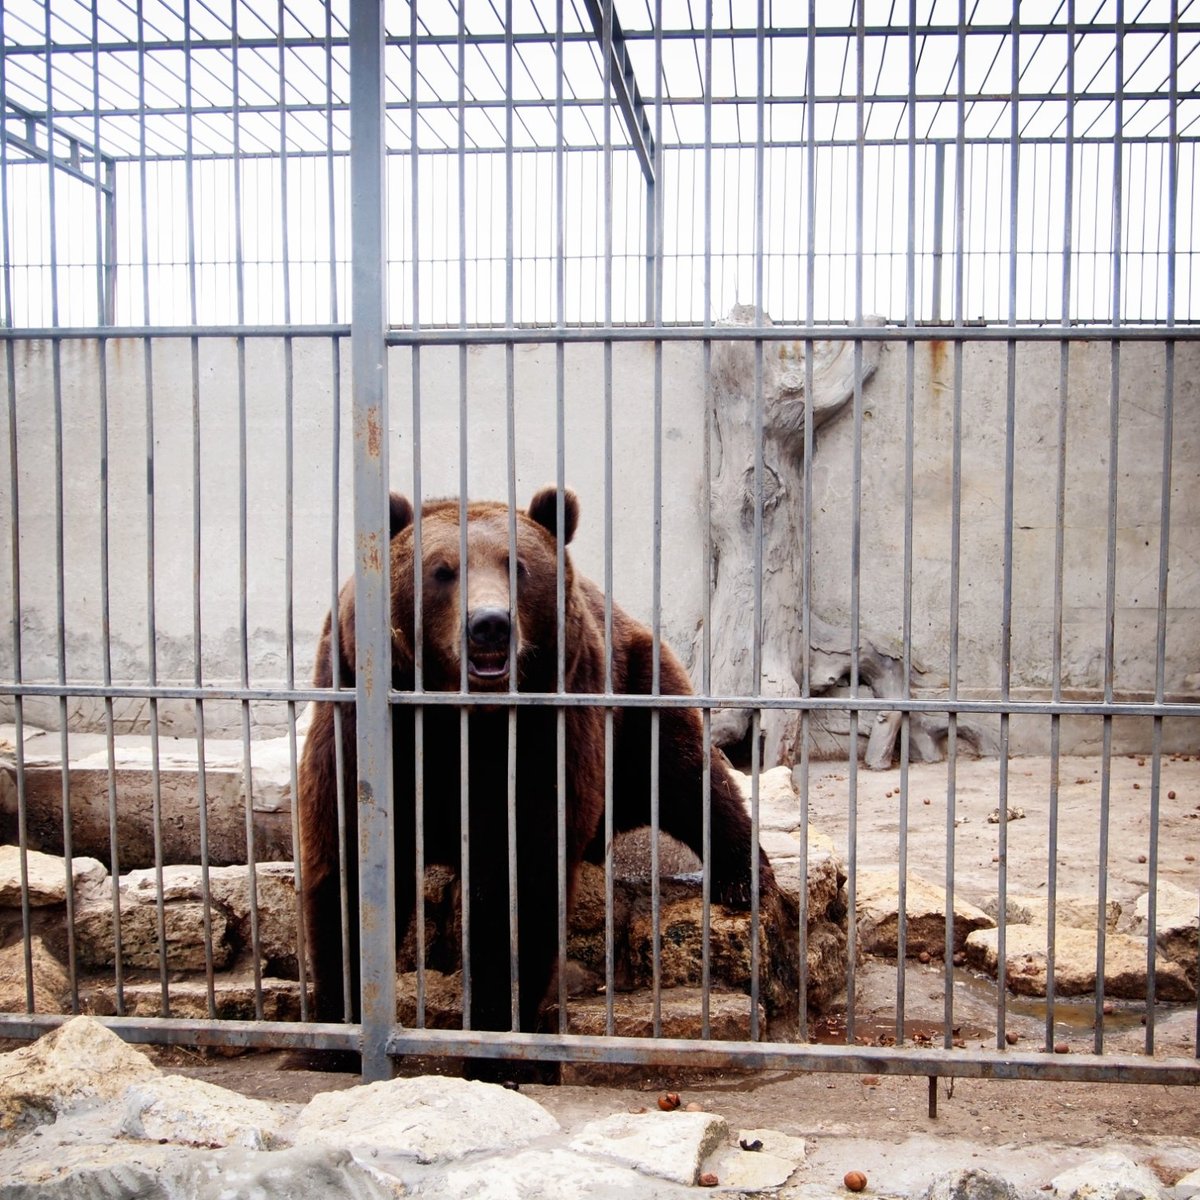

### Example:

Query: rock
xmin=1174 ymin=1165 xmax=1200 ymax=1200
xmin=1051 ymin=1152 xmax=1169 ymax=1199
xmin=119 ymin=1074 xmax=289 ymax=1150
xmin=625 ymin=879 xmax=794 ymax=1011
xmin=761 ymin=826 xmax=845 ymax=918
xmin=568 ymin=1110 xmax=728 ymax=1186
xmin=0 ymin=845 xmax=107 ymax=908
xmin=295 ymin=1074 xmax=559 ymax=1164
xmin=0 ymin=1137 xmax=191 ymax=1200
xmin=0 ymin=1015 xmax=157 ymax=1133
xmin=73 ymin=869 xmax=233 ymax=972
xmin=1133 ymin=880 xmax=1199 ymax=983
xmin=206 ymin=862 xmax=301 ymax=974
xmin=397 ymin=969 xmax=465 ymax=1028
xmin=704 ymin=1127 xmax=806 ymax=1191
xmin=729 ymin=766 xmax=804 ymax=826
xmin=925 ymin=1167 xmax=1028 ymax=1200
xmin=416 ymin=1147 xmax=684 ymax=1199
xmin=966 ymin=924 xmax=1195 ymax=1000
xmin=71 ymin=862 xmax=298 ymax=974
xmin=855 ymin=869 xmax=995 ymax=958
xmin=0 ymin=936 xmax=69 ymax=1014
xmin=561 ymin=987 xmax=765 ymax=1041
xmin=988 ymin=893 xmax=1121 ymax=933
xmin=804 ymin=919 xmax=850 ymax=1011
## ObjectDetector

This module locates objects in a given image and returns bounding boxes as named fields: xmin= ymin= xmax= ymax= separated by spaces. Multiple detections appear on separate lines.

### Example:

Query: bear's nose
xmin=467 ymin=606 xmax=511 ymax=650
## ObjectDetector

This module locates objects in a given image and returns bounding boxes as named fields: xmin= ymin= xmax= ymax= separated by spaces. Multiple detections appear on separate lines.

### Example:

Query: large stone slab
xmin=0 ymin=846 xmax=107 ymax=908
xmin=856 ymin=869 xmax=994 ymax=958
xmin=295 ymin=1075 xmax=559 ymax=1165
xmin=562 ymin=987 xmax=764 ymax=1041
xmin=704 ymin=1127 xmax=807 ymax=1192
xmin=965 ymin=924 xmax=1195 ymax=1001
xmin=0 ymin=728 xmax=295 ymax=870
xmin=568 ymin=1109 xmax=728 ymax=1186
xmin=80 ymin=975 xmax=303 ymax=1022
xmin=0 ymin=1015 xmax=157 ymax=1133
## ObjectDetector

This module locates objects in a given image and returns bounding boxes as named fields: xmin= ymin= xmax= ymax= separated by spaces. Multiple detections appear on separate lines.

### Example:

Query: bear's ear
xmin=389 ymin=493 xmax=414 ymax=538
xmin=527 ymin=486 xmax=579 ymax=545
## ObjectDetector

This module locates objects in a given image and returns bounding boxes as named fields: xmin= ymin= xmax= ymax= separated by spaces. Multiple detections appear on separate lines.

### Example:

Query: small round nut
xmin=657 ymin=1092 xmax=681 ymax=1111
xmin=698 ymin=1172 xmax=719 ymax=1187
xmin=844 ymin=1170 xmax=868 ymax=1192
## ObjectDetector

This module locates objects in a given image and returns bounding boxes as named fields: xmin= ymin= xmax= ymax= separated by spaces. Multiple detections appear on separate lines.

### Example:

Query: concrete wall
xmin=1 ymin=333 xmax=1195 ymax=753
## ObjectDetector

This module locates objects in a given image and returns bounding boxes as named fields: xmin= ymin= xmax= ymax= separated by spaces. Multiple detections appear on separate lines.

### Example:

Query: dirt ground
xmin=154 ymin=752 xmax=1198 ymax=1181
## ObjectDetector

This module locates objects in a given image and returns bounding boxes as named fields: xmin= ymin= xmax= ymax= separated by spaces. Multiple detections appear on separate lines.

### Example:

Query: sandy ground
xmin=147 ymin=752 xmax=1198 ymax=1186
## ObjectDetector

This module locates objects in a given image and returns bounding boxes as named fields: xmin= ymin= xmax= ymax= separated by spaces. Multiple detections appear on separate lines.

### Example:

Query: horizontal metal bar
xmin=0 ymin=1012 xmax=360 ymax=1051
xmin=1 ymin=680 xmax=1195 ymax=718
xmin=6 ymin=322 xmax=1198 ymax=344
xmin=1 ymin=23 xmax=1196 ymax=57
xmin=386 ymin=1028 xmax=1200 ymax=1087
xmin=382 ymin=324 xmax=1200 ymax=346
xmin=0 ymin=324 xmax=352 ymax=340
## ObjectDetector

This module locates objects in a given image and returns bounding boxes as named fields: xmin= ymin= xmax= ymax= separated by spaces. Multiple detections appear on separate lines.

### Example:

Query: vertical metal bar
xmin=1097 ymin=1 xmax=1125 ymax=1054
xmin=845 ymin=0 xmax=867 ymax=1046
xmin=457 ymin=0 xmax=473 ymax=1034
xmin=649 ymin=0 xmax=665 ymax=1041
xmin=554 ymin=0 xmax=568 ymax=1034
xmin=349 ymin=0 xmax=395 ymax=1082
xmin=230 ymin=0 xmax=264 ymax=1023
xmin=1157 ymin=0 xmax=1181 ymax=1059
xmin=747 ymin=0 xmax=766 ymax=1043
xmin=798 ymin=0 xmax=818 ymax=1044
xmin=700 ymin=0 xmax=714 ymax=1043
xmin=278 ymin=0 xmax=307 ymax=1025
xmin=43 ymin=0 xmax=80 ymax=1016
xmin=325 ymin=0 xmax=352 ymax=1028
xmin=931 ymin=143 xmax=946 ymax=323
xmin=995 ymin=0 xmax=1022 ymax=1050
xmin=409 ymin=0 xmax=427 ymax=1033
xmin=504 ymin=0 xmax=520 ymax=1034
xmin=602 ymin=0 xmax=616 ymax=1039
xmin=1047 ymin=0 xmax=1076 ymax=1054
xmin=92 ymin=0 xmax=126 ymax=1015
xmin=897 ymin=0 xmax=919 ymax=1044
xmin=945 ymin=0 xmax=967 ymax=1049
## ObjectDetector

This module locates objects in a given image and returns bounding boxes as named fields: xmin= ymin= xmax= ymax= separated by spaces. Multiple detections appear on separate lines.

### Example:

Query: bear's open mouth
xmin=467 ymin=650 xmax=510 ymax=686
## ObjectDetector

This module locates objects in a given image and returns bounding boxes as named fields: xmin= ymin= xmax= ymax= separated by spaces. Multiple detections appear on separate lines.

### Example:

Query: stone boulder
xmin=120 ymin=1074 xmax=290 ymax=1150
xmin=1132 ymin=879 xmax=1198 ymax=985
xmin=987 ymin=892 xmax=1121 ymax=933
xmin=0 ymin=936 xmax=69 ymax=1015
xmin=965 ymin=924 xmax=1195 ymax=1001
xmin=0 ymin=1015 xmax=157 ymax=1133
xmin=0 ymin=846 xmax=107 ymax=908
xmin=72 ymin=862 xmax=299 ymax=975
xmin=856 ymin=869 xmax=994 ymax=959
xmin=294 ymin=1074 xmax=559 ymax=1164
xmin=568 ymin=1110 xmax=728 ymax=1186
xmin=1050 ymin=1152 xmax=1169 ymax=1199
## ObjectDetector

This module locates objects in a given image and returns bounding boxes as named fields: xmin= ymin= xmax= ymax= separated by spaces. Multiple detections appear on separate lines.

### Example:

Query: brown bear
xmin=297 ymin=486 xmax=778 ymax=1042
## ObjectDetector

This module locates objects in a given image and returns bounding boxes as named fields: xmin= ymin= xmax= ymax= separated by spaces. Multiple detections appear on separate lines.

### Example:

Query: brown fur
xmin=297 ymin=486 xmax=777 ymax=1038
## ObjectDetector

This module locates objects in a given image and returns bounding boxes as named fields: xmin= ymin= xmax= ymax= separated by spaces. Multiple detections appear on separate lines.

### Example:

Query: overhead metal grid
xmin=0 ymin=0 xmax=1197 ymax=1091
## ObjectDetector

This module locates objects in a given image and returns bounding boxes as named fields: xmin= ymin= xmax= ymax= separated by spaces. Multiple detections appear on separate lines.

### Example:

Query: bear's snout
xmin=466 ymin=606 xmax=512 ymax=685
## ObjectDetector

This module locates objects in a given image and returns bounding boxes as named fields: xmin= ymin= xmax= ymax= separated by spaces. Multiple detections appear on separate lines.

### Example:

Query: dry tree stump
xmin=697 ymin=307 xmax=988 ymax=771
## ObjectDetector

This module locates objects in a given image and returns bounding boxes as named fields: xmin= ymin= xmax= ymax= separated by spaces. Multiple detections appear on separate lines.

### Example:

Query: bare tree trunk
xmin=698 ymin=308 xmax=993 ymax=770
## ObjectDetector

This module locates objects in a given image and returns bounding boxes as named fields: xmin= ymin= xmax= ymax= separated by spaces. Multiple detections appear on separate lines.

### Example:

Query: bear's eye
xmin=432 ymin=564 xmax=457 ymax=584
xmin=503 ymin=555 xmax=528 ymax=580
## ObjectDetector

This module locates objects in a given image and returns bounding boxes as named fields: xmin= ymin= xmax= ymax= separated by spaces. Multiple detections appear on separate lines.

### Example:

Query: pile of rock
xmin=0 ymin=762 xmax=851 ymax=1039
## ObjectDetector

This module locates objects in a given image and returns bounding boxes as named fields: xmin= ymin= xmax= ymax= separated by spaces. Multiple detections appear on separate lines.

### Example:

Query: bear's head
xmin=389 ymin=486 xmax=580 ymax=692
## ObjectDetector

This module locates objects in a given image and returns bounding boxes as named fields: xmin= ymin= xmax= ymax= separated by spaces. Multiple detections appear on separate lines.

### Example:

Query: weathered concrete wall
xmin=0 ymin=333 xmax=1195 ymax=753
